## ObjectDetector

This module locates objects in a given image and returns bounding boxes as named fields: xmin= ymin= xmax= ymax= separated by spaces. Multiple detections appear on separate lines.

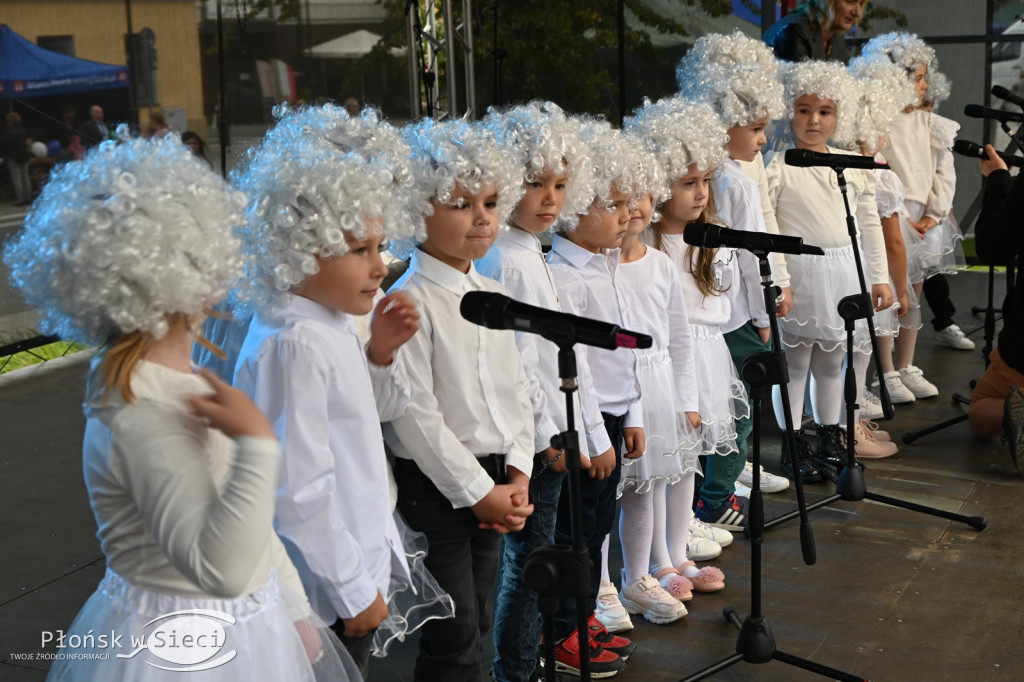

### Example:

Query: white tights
xmin=773 ymin=340 xmax=846 ymax=429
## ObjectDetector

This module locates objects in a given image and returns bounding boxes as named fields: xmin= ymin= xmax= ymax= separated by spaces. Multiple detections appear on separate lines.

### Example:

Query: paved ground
xmin=1 ymin=269 xmax=1020 ymax=681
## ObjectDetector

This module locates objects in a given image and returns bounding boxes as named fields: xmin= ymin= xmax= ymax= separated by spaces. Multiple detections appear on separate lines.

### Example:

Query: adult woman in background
xmin=763 ymin=0 xmax=867 ymax=64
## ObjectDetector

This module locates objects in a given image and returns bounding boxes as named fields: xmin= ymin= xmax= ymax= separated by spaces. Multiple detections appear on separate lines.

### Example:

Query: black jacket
xmin=976 ymin=169 xmax=1024 ymax=373
xmin=763 ymin=11 xmax=850 ymax=64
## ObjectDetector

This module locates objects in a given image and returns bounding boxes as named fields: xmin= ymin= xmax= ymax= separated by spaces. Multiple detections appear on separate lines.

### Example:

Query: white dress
xmin=615 ymin=245 xmax=702 ymax=494
xmin=873 ymin=167 xmax=922 ymax=334
xmin=766 ymin=146 xmax=890 ymax=354
xmin=652 ymin=233 xmax=749 ymax=456
xmin=882 ymin=110 xmax=966 ymax=280
xmin=47 ymin=360 xmax=359 ymax=682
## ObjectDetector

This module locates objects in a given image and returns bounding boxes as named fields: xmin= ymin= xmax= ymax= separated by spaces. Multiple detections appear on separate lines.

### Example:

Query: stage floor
xmin=2 ymin=269 xmax=1020 ymax=681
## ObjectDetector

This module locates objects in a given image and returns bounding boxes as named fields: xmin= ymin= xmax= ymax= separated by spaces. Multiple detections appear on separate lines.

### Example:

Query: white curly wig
xmin=924 ymin=68 xmax=951 ymax=108
xmin=848 ymin=56 xmax=919 ymax=152
xmin=860 ymin=31 xmax=936 ymax=74
xmin=390 ymin=118 xmax=524 ymax=258
xmin=562 ymin=118 xmax=648 ymax=221
xmin=231 ymin=104 xmax=420 ymax=315
xmin=780 ymin=59 xmax=861 ymax=148
xmin=3 ymin=137 xmax=246 ymax=345
xmin=676 ymin=31 xmax=786 ymax=128
xmin=623 ymin=95 xmax=729 ymax=185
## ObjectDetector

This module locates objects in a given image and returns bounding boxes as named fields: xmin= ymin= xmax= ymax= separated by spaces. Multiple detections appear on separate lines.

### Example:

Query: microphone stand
xmin=764 ymin=165 xmax=988 ymax=532
xmin=524 ymin=340 xmax=594 ymax=682
xmin=681 ymin=248 xmax=863 ymax=681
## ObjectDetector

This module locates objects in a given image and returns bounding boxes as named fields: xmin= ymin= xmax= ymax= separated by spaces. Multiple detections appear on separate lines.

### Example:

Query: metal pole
xmin=217 ymin=0 xmax=228 ymax=178
xmin=984 ymin=0 xmax=994 ymax=144
xmin=125 ymin=0 xmax=138 ymax=126
xmin=406 ymin=1 xmax=420 ymax=119
xmin=442 ymin=0 xmax=458 ymax=116
xmin=618 ymin=0 xmax=625 ymax=126
xmin=463 ymin=0 xmax=476 ymax=119
xmin=761 ymin=0 xmax=775 ymax=36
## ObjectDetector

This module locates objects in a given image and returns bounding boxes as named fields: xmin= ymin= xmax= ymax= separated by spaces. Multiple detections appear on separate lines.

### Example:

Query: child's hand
xmin=368 ymin=292 xmax=420 ymax=366
xmin=896 ymin=289 xmax=910 ymax=319
xmin=342 ymin=592 xmax=389 ymax=638
xmin=684 ymin=411 xmax=702 ymax=430
xmin=472 ymin=483 xmax=533 ymax=533
xmin=623 ymin=427 xmax=645 ymax=460
xmin=588 ymin=446 xmax=616 ymax=480
xmin=871 ymin=283 xmax=894 ymax=312
xmin=756 ymin=326 xmax=771 ymax=345
xmin=539 ymin=446 xmax=591 ymax=473
xmin=293 ymin=618 xmax=324 ymax=664
xmin=777 ymin=287 xmax=793 ymax=317
xmin=187 ymin=369 xmax=275 ymax=439
xmin=911 ymin=217 xmax=937 ymax=237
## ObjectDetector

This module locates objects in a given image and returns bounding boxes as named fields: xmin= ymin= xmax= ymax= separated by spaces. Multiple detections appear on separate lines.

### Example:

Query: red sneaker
xmin=587 ymin=612 xmax=636 ymax=660
xmin=551 ymin=629 xmax=624 ymax=678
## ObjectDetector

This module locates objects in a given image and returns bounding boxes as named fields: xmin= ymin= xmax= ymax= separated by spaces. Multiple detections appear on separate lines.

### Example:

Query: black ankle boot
xmin=814 ymin=424 xmax=850 ymax=481
xmin=779 ymin=429 xmax=824 ymax=484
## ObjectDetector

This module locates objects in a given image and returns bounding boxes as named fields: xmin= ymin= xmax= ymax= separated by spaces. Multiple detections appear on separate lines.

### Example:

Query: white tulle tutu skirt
xmin=46 ymin=570 xmax=360 ymax=682
xmin=874 ymin=270 xmax=923 ymax=334
xmin=374 ymin=512 xmax=456 ymax=655
xmin=902 ymin=201 xmax=966 ymax=283
xmin=619 ymin=348 xmax=702 ymax=495
xmin=690 ymin=325 xmax=749 ymax=457
xmin=781 ymin=244 xmax=882 ymax=354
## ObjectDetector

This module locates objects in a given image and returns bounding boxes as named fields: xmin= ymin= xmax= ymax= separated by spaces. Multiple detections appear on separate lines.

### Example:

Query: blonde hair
xmin=650 ymin=187 xmax=726 ymax=299
xmin=799 ymin=0 xmax=867 ymax=30
xmin=96 ymin=330 xmax=154 ymax=405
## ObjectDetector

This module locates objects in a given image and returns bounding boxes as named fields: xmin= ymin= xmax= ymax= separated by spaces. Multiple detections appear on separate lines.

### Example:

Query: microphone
xmin=784 ymin=148 xmax=890 ymax=171
xmin=992 ymin=85 xmax=1024 ymax=110
xmin=682 ymin=222 xmax=825 ymax=256
xmin=952 ymin=139 xmax=1024 ymax=167
xmin=460 ymin=291 xmax=653 ymax=350
xmin=963 ymin=104 xmax=1024 ymax=124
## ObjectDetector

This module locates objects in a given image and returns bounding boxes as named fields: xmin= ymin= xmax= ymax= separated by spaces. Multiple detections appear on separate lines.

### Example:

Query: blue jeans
xmin=491 ymin=460 xmax=566 ymax=682
xmin=393 ymin=456 xmax=506 ymax=682
xmin=552 ymin=413 xmax=625 ymax=641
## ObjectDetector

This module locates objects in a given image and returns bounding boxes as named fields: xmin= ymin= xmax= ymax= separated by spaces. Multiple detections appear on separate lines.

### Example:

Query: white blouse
xmin=649 ymin=232 xmax=734 ymax=329
xmin=766 ymin=146 xmax=889 ymax=286
xmin=234 ymin=295 xmax=410 ymax=623
xmin=881 ymin=110 xmax=959 ymax=223
xmin=476 ymin=227 xmax=612 ymax=458
xmin=82 ymin=360 xmax=303 ymax=604
xmin=383 ymin=249 xmax=535 ymax=509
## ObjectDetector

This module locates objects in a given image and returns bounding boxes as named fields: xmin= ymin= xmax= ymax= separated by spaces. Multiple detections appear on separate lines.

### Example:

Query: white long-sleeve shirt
xmin=233 ymin=295 xmax=410 ymax=623
xmin=738 ymin=151 xmax=792 ymax=289
xmin=714 ymin=159 xmax=771 ymax=332
xmin=651 ymin=233 xmax=735 ymax=328
xmin=476 ymin=227 xmax=612 ymax=457
xmin=881 ymin=110 xmax=959 ymax=223
xmin=383 ymin=249 xmax=535 ymax=509
xmin=616 ymin=245 xmax=699 ymax=413
xmin=82 ymin=359 xmax=304 ymax=603
xmin=547 ymin=235 xmax=643 ymax=427
xmin=766 ymin=146 xmax=889 ymax=286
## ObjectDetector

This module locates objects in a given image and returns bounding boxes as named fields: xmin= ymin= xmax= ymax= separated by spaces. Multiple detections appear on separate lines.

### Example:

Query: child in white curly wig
xmin=3 ymin=138 xmax=362 ymax=682
xmin=864 ymin=32 xmax=972 ymax=405
xmin=382 ymin=117 xmax=538 ymax=682
xmin=766 ymin=59 xmax=893 ymax=483
xmin=539 ymin=119 xmax=649 ymax=677
xmin=678 ymin=30 xmax=794 ymax=512
xmin=841 ymin=56 xmax=922 ymax=460
xmin=230 ymin=103 xmax=453 ymax=676
xmin=475 ymin=102 xmax=626 ymax=681
xmin=627 ymin=96 xmax=746 ymax=603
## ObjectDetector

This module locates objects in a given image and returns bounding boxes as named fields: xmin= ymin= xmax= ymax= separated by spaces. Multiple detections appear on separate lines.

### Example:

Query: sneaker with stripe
xmin=695 ymin=493 xmax=748 ymax=532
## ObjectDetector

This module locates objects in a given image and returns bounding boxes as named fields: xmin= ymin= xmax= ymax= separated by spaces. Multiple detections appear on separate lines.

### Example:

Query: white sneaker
xmin=619 ymin=574 xmax=687 ymax=624
xmin=933 ymin=324 xmax=975 ymax=350
xmin=687 ymin=532 xmax=723 ymax=561
xmin=883 ymin=370 xmax=916 ymax=404
xmin=860 ymin=389 xmax=884 ymax=420
xmin=899 ymin=365 xmax=939 ymax=399
xmin=595 ymin=580 xmax=633 ymax=633
xmin=736 ymin=461 xmax=790 ymax=494
xmin=689 ymin=509 xmax=733 ymax=548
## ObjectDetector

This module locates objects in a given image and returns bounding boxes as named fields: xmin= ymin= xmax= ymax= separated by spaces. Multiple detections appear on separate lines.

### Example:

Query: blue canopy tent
xmin=0 ymin=24 xmax=129 ymax=99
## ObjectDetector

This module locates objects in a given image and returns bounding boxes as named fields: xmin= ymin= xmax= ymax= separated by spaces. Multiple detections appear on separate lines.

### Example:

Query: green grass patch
xmin=0 ymin=340 xmax=91 ymax=374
